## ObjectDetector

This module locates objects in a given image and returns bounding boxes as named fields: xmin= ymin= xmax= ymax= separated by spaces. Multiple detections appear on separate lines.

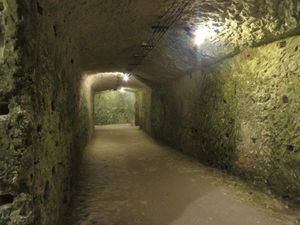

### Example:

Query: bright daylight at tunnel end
xmin=0 ymin=0 xmax=300 ymax=225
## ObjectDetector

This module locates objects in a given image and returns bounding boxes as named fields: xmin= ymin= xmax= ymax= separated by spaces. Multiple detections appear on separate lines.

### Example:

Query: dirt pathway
xmin=66 ymin=124 xmax=299 ymax=225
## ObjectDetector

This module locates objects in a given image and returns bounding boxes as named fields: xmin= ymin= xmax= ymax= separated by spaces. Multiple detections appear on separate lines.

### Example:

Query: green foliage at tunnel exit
xmin=94 ymin=90 xmax=136 ymax=125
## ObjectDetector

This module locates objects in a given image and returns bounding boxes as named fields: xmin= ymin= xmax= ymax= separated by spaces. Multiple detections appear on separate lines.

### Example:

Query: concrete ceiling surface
xmin=44 ymin=0 xmax=300 ymax=83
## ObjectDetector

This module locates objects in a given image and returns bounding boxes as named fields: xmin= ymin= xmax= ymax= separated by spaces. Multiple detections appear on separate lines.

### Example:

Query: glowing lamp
xmin=194 ymin=26 xmax=214 ymax=46
xmin=123 ymin=74 xmax=129 ymax=82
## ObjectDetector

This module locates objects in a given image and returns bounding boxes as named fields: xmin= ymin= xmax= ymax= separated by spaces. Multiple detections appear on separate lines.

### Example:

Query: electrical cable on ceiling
xmin=128 ymin=0 xmax=193 ymax=73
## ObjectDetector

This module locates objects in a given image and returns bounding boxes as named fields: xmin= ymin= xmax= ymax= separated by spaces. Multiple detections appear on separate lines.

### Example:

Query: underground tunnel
xmin=93 ymin=89 xmax=136 ymax=126
xmin=0 ymin=0 xmax=300 ymax=224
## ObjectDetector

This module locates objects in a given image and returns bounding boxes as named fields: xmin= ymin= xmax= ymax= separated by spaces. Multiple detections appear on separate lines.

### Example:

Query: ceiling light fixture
xmin=123 ymin=74 xmax=129 ymax=82
xmin=194 ymin=26 xmax=215 ymax=46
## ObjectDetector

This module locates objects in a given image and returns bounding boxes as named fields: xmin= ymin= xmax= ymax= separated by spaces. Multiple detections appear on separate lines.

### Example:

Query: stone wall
xmin=150 ymin=35 xmax=300 ymax=206
xmin=135 ymin=88 xmax=152 ymax=133
xmin=94 ymin=91 xmax=135 ymax=125
xmin=0 ymin=1 xmax=298 ymax=224
xmin=0 ymin=1 xmax=91 ymax=224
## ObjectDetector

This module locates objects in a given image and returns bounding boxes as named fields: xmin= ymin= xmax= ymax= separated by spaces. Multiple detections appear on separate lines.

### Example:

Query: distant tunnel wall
xmin=150 ymin=35 xmax=300 ymax=205
xmin=93 ymin=90 xmax=136 ymax=125
xmin=134 ymin=88 xmax=152 ymax=132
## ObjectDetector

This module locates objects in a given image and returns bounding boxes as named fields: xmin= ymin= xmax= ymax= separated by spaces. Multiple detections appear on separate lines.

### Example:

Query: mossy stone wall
xmin=134 ymin=89 xmax=152 ymax=132
xmin=94 ymin=91 xmax=135 ymax=125
xmin=150 ymin=35 xmax=300 ymax=206
xmin=0 ymin=1 xmax=91 ymax=224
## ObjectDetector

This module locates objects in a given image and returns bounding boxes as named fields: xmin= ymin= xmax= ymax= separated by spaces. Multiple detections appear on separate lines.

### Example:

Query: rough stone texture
xmin=150 ymin=35 xmax=300 ymax=206
xmin=0 ymin=0 xmax=4 ymax=61
xmin=135 ymin=88 xmax=152 ymax=133
xmin=25 ymin=0 xmax=297 ymax=83
xmin=94 ymin=91 xmax=135 ymax=125
xmin=52 ymin=0 xmax=299 ymax=83
xmin=0 ymin=1 xmax=91 ymax=224
xmin=139 ymin=0 xmax=300 ymax=81
xmin=0 ymin=1 xmax=34 ymax=224
xmin=0 ymin=0 xmax=299 ymax=224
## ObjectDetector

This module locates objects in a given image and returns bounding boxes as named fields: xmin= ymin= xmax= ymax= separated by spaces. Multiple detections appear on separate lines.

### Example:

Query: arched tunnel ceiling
xmin=47 ymin=0 xmax=300 ymax=83
xmin=85 ymin=73 xmax=148 ymax=93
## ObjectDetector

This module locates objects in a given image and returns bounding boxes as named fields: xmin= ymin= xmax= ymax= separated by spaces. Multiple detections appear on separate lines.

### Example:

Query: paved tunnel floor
xmin=66 ymin=124 xmax=299 ymax=225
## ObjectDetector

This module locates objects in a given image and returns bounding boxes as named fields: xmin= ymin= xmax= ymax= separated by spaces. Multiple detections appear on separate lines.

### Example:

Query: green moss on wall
xmin=150 ymin=35 xmax=300 ymax=206
xmin=94 ymin=90 xmax=135 ymax=125
xmin=0 ymin=1 xmax=92 ymax=224
xmin=195 ymin=65 xmax=238 ymax=170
